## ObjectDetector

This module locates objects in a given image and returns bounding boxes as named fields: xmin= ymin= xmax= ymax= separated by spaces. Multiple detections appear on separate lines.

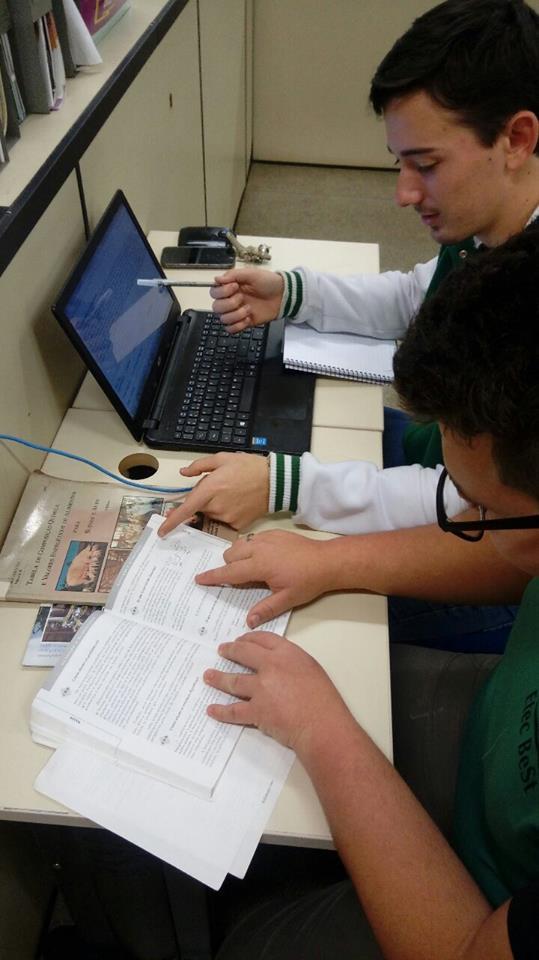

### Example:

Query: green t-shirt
xmin=402 ymin=238 xmax=477 ymax=468
xmin=454 ymin=577 xmax=539 ymax=906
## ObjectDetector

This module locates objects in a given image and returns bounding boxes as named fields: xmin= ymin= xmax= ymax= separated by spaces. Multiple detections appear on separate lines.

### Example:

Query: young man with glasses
xmin=204 ymin=224 xmax=539 ymax=960
xmin=160 ymin=0 xmax=539 ymax=652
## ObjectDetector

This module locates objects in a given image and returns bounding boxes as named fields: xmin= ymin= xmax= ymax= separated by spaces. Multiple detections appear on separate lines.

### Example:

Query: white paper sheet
xmin=109 ymin=517 xmax=290 ymax=647
xmin=35 ymin=727 xmax=294 ymax=889
xmin=32 ymin=619 xmax=246 ymax=798
xmin=62 ymin=0 xmax=102 ymax=67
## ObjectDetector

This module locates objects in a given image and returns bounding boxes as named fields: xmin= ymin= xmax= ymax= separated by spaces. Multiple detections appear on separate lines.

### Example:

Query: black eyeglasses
xmin=436 ymin=468 xmax=539 ymax=542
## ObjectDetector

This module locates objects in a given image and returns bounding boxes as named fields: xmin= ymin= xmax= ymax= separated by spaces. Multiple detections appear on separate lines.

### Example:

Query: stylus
xmin=137 ymin=278 xmax=214 ymax=288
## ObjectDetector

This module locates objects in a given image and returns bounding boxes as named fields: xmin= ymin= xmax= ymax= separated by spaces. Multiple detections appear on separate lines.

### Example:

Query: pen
xmin=137 ymin=278 xmax=214 ymax=288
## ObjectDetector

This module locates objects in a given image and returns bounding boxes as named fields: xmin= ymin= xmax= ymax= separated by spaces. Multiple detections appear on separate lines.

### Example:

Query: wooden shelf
xmin=0 ymin=0 xmax=188 ymax=276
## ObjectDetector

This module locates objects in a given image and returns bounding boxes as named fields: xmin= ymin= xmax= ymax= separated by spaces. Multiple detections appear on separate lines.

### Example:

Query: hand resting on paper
xmin=204 ymin=631 xmax=352 ymax=755
xmin=158 ymin=452 xmax=269 ymax=535
xmin=194 ymin=530 xmax=334 ymax=627
xmin=210 ymin=267 xmax=284 ymax=334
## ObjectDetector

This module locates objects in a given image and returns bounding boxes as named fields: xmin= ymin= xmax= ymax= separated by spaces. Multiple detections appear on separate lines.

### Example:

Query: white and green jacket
xmin=267 ymin=451 xmax=466 ymax=534
xmin=266 ymin=208 xmax=539 ymax=533
xmin=267 ymin=255 xmax=468 ymax=533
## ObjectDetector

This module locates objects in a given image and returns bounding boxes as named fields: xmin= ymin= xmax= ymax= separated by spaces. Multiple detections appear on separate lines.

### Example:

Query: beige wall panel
xmin=199 ymin=0 xmax=247 ymax=225
xmin=0 ymin=175 xmax=86 ymax=544
xmin=80 ymin=1 xmax=205 ymax=232
xmin=253 ymin=0 xmax=438 ymax=168
xmin=245 ymin=0 xmax=254 ymax=174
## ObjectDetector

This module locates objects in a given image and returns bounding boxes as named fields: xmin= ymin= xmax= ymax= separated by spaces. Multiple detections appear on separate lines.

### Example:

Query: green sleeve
xmin=401 ymin=239 xmax=476 ymax=469
xmin=403 ymin=421 xmax=443 ymax=469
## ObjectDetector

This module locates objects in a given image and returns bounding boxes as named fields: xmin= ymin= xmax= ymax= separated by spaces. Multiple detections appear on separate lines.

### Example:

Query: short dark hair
xmin=393 ymin=223 xmax=539 ymax=499
xmin=370 ymin=0 xmax=539 ymax=155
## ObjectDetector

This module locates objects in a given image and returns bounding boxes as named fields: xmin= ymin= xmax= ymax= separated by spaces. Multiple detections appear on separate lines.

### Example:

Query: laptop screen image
xmin=61 ymin=202 xmax=173 ymax=419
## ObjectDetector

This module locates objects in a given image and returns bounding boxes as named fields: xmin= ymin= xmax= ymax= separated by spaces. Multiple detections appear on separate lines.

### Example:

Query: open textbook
xmin=0 ymin=473 xmax=233 ymax=605
xmin=32 ymin=517 xmax=294 ymax=887
xmin=32 ymin=516 xmax=290 ymax=798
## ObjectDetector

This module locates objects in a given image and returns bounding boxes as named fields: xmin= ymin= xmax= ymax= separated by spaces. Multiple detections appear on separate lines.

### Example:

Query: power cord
xmin=0 ymin=433 xmax=192 ymax=495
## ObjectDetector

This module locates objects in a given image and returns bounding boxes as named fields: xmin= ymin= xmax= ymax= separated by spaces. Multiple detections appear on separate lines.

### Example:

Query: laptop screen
xmin=58 ymin=198 xmax=175 ymax=420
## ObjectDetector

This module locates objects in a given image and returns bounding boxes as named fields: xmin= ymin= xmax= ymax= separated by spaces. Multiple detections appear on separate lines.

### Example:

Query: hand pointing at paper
xmin=194 ymin=530 xmax=334 ymax=627
xmin=158 ymin=452 xmax=269 ymax=535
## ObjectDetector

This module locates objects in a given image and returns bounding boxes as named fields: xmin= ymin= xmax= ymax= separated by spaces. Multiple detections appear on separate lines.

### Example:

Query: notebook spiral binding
xmin=285 ymin=359 xmax=390 ymax=383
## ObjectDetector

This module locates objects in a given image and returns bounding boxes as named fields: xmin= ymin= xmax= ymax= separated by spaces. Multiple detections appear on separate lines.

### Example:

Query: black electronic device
xmin=52 ymin=191 xmax=315 ymax=456
xmin=177 ymin=226 xmax=234 ymax=247
xmin=160 ymin=245 xmax=235 ymax=270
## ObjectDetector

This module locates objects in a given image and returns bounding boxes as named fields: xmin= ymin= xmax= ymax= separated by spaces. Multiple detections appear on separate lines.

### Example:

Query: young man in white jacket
xmin=161 ymin=0 xmax=539 ymax=651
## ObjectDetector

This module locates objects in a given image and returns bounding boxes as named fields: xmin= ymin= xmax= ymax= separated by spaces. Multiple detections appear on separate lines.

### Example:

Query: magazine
xmin=23 ymin=603 xmax=100 ymax=667
xmin=0 ymin=473 xmax=234 ymax=605
xmin=75 ymin=0 xmax=131 ymax=44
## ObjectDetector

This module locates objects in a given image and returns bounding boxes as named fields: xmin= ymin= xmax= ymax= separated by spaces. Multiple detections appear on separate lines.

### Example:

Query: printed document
xmin=32 ymin=517 xmax=294 ymax=886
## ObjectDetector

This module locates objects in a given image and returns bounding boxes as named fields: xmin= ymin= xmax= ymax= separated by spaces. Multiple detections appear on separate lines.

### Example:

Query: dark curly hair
xmin=370 ymin=0 xmax=539 ymax=155
xmin=393 ymin=222 xmax=539 ymax=498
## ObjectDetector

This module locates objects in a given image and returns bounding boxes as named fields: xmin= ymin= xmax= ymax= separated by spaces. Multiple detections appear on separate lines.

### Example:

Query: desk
xmin=0 ymin=236 xmax=390 ymax=849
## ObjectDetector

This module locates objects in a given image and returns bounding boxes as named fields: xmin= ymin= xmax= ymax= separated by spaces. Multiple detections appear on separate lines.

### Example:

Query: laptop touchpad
xmin=251 ymin=320 xmax=315 ymax=453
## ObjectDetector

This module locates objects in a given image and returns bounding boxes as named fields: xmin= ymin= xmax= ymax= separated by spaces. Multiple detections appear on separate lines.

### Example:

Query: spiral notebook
xmin=283 ymin=323 xmax=395 ymax=383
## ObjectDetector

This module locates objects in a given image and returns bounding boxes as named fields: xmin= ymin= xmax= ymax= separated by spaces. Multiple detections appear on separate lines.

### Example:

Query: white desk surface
xmin=0 ymin=415 xmax=389 ymax=845
xmin=73 ymin=233 xmax=383 ymax=433
xmin=0 ymin=232 xmax=389 ymax=847
xmin=41 ymin=408 xmax=382 ymax=486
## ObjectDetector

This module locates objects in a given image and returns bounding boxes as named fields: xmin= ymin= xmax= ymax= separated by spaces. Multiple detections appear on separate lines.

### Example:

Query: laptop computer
xmin=52 ymin=190 xmax=315 ymax=455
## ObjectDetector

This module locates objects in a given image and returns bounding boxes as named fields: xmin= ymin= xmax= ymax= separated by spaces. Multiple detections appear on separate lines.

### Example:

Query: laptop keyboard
xmin=173 ymin=314 xmax=267 ymax=448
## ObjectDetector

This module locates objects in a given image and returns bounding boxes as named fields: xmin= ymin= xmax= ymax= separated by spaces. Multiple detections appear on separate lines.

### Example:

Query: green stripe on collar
xmin=288 ymin=270 xmax=303 ymax=318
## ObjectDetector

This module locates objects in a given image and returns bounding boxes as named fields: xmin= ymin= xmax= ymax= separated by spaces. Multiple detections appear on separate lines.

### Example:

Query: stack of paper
xmin=32 ymin=517 xmax=294 ymax=889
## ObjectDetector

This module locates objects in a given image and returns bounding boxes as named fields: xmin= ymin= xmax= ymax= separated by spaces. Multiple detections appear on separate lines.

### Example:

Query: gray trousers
xmin=215 ymin=644 xmax=501 ymax=960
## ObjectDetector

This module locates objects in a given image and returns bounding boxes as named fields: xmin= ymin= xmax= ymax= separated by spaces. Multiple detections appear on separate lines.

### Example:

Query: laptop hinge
xmin=143 ymin=418 xmax=159 ymax=430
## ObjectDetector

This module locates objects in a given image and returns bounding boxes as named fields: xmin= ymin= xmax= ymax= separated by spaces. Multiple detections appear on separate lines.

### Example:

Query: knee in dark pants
xmin=389 ymin=644 xmax=500 ymax=836
xmin=34 ymin=825 xmax=211 ymax=960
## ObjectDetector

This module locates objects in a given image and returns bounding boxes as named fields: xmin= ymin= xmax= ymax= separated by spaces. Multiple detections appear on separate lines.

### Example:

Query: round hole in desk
xmin=118 ymin=453 xmax=160 ymax=480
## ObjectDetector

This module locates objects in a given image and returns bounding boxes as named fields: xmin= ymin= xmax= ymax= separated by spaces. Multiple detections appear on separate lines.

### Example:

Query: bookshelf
xmin=0 ymin=0 xmax=189 ymax=275
xmin=0 ymin=0 xmax=251 ymax=542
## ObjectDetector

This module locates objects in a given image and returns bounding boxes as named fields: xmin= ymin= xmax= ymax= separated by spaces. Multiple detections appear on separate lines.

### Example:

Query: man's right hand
xmin=195 ymin=529 xmax=336 ymax=627
xmin=158 ymin=452 xmax=269 ymax=535
xmin=210 ymin=268 xmax=284 ymax=333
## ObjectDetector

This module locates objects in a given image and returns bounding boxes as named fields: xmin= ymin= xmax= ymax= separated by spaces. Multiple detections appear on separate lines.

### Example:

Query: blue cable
xmin=0 ymin=433 xmax=192 ymax=495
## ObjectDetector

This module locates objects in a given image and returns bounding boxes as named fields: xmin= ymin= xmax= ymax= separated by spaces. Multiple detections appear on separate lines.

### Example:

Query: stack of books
xmin=30 ymin=515 xmax=294 ymax=890
xmin=0 ymin=474 xmax=295 ymax=889
xmin=0 ymin=0 xmax=130 ymax=167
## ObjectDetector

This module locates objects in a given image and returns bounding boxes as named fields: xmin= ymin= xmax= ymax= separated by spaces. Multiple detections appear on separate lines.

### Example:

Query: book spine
xmin=31 ymin=0 xmax=52 ymax=19
xmin=0 ymin=34 xmax=25 ymax=133
xmin=0 ymin=111 xmax=9 ymax=164
xmin=51 ymin=0 xmax=75 ymax=77
xmin=0 ymin=0 xmax=10 ymax=35
xmin=7 ymin=0 xmax=54 ymax=114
